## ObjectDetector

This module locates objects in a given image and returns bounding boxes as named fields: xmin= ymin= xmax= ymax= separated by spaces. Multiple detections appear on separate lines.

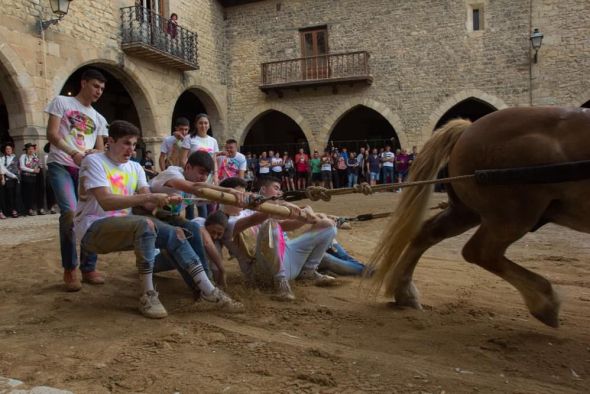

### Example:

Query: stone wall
xmin=0 ymin=0 xmax=589 ymax=155
xmin=0 ymin=0 xmax=228 ymax=155
xmin=223 ymin=0 xmax=590 ymax=150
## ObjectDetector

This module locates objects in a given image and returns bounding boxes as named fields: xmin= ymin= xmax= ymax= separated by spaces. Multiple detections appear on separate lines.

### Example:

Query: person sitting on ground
xmin=190 ymin=210 xmax=230 ymax=287
xmin=319 ymin=239 xmax=372 ymax=277
xmin=74 ymin=120 xmax=243 ymax=318
xmin=148 ymin=150 xmax=247 ymax=290
xmin=218 ymin=176 xmax=338 ymax=302
xmin=154 ymin=210 xmax=230 ymax=299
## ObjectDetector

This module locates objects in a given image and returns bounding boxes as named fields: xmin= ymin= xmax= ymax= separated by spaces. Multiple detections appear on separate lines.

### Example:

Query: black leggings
xmin=2 ymin=179 xmax=18 ymax=214
xmin=21 ymin=175 xmax=38 ymax=212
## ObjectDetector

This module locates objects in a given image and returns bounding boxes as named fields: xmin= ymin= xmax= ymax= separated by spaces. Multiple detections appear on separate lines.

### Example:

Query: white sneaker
xmin=139 ymin=290 xmax=168 ymax=319
xmin=271 ymin=278 xmax=295 ymax=302
xmin=298 ymin=269 xmax=338 ymax=287
xmin=202 ymin=288 xmax=245 ymax=313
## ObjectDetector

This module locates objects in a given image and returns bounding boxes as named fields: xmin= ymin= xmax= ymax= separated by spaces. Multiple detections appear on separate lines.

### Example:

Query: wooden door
xmin=300 ymin=27 xmax=329 ymax=80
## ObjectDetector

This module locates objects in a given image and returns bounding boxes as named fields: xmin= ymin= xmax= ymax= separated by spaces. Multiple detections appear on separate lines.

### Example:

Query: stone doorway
xmin=434 ymin=97 xmax=496 ymax=130
xmin=172 ymin=91 xmax=210 ymax=136
xmin=328 ymin=105 xmax=399 ymax=152
xmin=240 ymin=110 xmax=309 ymax=156
xmin=0 ymin=92 xmax=10 ymax=147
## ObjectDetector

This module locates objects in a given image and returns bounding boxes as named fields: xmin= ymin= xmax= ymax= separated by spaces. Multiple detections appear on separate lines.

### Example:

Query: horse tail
xmin=369 ymin=118 xmax=472 ymax=297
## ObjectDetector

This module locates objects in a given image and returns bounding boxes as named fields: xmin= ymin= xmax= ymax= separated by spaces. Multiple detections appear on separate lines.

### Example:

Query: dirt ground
xmin=0 ymin=192 xmax=588 ymax=393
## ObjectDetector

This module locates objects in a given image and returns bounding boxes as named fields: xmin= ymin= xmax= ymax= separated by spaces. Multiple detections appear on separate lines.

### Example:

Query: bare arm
xmin=159 ymin=153 xmax=167 ymax=171
xmin=89 ymin=186 xmax=173 ymax=212
xmin=232 ymin=212 xmax=269 ymax=238
xmin=180 ymin=148 xmax=189 ymax=168
xmin=94 ymin=134 xmax=105 ymax=151
xmin=200 ymin=228 xmax=226 ymax=287
xmin=164 ymin=178 xmax=247 ymax=205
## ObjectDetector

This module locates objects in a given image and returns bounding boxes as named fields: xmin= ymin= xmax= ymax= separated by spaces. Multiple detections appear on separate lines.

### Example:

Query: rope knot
xmin=354 ymin=182 xmax=374 ymax=195
xmin=306 ymin=186 xmax=331 ymax=201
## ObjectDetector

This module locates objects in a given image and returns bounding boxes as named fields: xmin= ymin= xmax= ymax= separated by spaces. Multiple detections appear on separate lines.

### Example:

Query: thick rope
xmin=304 ymin=174 xmax=475 ymax=202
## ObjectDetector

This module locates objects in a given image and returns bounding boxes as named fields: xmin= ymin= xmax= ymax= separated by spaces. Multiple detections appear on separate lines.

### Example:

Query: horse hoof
xmin=387 ymin=299 xmax=423 ymax=310
xmin=531 ymin=310 xmax=560 ymax=328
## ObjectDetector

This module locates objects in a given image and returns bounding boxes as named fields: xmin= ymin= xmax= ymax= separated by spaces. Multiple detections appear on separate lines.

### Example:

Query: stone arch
xmin=320 ymin=98 xmax=406 ymax=149
xmin=422 ymin=89 xmax=508 ymax=143
xmin=171 ymin=83 xmax=226 ymax=140
xmin=0 ymin=34 xmax=39 ymax=144
xmin=51 ymin=59 xmax=158 ymax=138
xmin=573 ymin=91 xmax=590 ymax=108
xmin=237 ymin=103 xmax=314 ymax=148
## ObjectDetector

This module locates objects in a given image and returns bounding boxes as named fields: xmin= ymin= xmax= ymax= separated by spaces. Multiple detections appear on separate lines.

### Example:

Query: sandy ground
xmin=0 ymin=192 xmax=589 ymax=393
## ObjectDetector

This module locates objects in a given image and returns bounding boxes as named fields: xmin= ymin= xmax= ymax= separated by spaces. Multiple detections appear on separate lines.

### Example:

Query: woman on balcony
xmin=166 ymin=13 xmax=178 ymax=39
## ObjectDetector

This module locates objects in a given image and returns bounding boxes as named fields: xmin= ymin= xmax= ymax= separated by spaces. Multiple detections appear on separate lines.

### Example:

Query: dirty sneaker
xmin=63 ymin=269 xmax=82 ymax=292
xmin=271 ymin=278 xmax=295 ymax=302
xmin=298 ymin=269 xmax=338 ymax=287
xmin=139 ymin=290 xmax=168 ymax=319
xmin=201 ymin=288 xmax=244 ymax=313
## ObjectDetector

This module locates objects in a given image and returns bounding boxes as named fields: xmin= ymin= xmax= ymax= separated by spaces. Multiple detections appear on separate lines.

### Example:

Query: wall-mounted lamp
xmin=38 ymin=0 xmax=72 ymax=33
xmin=530 ymin=28 xmax=544 ymax=64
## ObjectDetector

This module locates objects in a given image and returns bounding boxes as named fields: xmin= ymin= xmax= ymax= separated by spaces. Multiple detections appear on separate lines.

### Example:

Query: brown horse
xmin=370 ymin=106 xmax=590 ymax=327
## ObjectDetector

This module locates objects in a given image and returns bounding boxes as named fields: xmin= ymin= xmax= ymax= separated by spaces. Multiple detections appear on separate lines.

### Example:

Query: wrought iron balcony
xmin=260 ymin=51 xmax=372 ymax=94
xmin=120 ymin=6 xmax=198 ymax=71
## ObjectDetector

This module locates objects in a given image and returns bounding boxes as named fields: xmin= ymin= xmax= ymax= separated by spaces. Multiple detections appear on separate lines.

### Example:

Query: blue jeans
xmin=47 ymin=162 xmax=97 ymax=272
xmin=281 ymin=226 xmax=337 ymax=280
xmin=81 ymin=215 xmax=206 ymax=281
xmin=382 ymin=166 xmax=394 ymax=184
xmin=347 ymin=173 xmax=358 ymax=187
xmin=152 ymin=214 xmax=211 ymax=291
xmin=319 ymin=242 xmax=367 ymax=276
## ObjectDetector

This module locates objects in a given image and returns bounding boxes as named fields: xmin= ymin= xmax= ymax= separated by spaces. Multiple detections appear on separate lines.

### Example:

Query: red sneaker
xmin=64 ymin=269 xmax=82 ymax=292
xmin=82 ymin=270 xmax=106 ymax=285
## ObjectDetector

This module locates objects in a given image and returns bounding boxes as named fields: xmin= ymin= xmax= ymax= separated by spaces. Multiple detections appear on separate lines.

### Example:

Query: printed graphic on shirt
xmin=103 ymin=162 xmax=138 ymax=216
xmin=63 ymin=110 xmax=97 ymax=151
xmin=219 ymin=157 xmax=242 ymax=178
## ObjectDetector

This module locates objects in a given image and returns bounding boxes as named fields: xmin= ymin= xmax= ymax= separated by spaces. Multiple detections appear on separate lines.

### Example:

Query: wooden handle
xmin=193 ymin=188 xmax=314 ymax=223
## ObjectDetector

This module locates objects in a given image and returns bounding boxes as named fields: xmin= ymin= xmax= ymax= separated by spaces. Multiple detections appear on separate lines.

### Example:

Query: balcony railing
xmin=120 ymin=6 xmax=198 ymax=71
xmin=260 ymin=51 xmax=372 ymax=93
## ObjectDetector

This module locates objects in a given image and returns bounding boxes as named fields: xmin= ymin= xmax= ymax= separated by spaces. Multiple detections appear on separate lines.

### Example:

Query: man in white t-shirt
xmin=75 ymin=120 xmax=243 ymax=319
xmin=217 ymin=139 xmax=247 ymax=181
xmin=218 ymin=176 xmax=337 ymax=301
xmin=159 ymin=117 xmax=191 ymax=171
xmin=380 ymin=145 xmax=395 ymax=184
xmin=45 ymin=68 xmax=108 ymax=292
xmin=149 ymin=150 xmax=247 ymax=292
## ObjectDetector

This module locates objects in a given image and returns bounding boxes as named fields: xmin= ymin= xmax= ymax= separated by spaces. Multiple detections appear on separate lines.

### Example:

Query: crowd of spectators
xmin=0 ymin=131 xmax=419 ymax=220
xmin=243 ymin=144 xmax=418 ymax=192
xmin=0 ymin=142 xmax=58 ymax=219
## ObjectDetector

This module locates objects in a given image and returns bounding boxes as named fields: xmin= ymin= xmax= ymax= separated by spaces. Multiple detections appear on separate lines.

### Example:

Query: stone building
xmin=0 ymin=0 xmax=589 ymax=156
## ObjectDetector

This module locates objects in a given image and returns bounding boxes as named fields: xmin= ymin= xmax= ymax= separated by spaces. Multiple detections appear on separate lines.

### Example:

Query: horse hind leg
xmin=462 ymin=220 xmax=560 ymax=327
xmin=391 ymin=204 xmax=480 ymax=308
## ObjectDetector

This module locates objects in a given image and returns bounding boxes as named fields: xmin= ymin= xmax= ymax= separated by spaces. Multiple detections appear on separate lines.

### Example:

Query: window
xmin=472 ymin=8 xmax=480 ymax=31
xmin=299 ymin=26 xmax=329 ymax=79
xmin=467 ymin=3 xmax=484 ymax=32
